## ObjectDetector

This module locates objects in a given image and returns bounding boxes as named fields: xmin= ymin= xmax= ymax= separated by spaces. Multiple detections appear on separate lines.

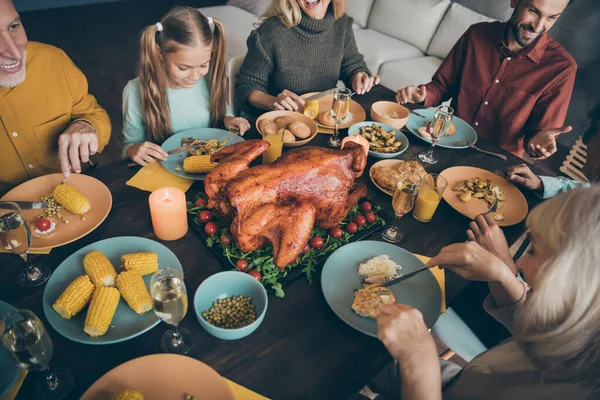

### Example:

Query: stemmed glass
xmin=0 ymin=202 xmax=51 ymax=287
xmin=150 ymin=267 xmax=193 ymax=354
xmin=418 ymin=105 xmax=454 ymax=164
xmin=1 ymin=310 xmax=73 ymax=400
xmin=328 ymin=87 xmax=352 ymax=147
xmin=381 ymin=172 xmax=422 ymax=243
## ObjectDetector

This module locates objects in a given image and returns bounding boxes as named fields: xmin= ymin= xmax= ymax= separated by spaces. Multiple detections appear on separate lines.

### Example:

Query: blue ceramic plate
xmin=321 ymin=241 xmax=442 ymax=337
xmin=348 ymin=121 xmax=409 ymax=159
xmin=160 ymin=127 xmax=245 ymax=180
xmin=0 ymin=301 xmax=20 ymax=398
xmin=43 ymin=237 xmax=183 ymax=345
xmin=405 ymin=108 xmax=477 ymax=149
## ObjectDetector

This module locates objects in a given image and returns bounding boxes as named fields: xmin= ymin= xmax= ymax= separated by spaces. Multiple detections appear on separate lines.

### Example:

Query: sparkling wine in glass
xmin=0 ymin=202 xmax=51 ymax=287
xmin=381 ymin=172 xmax=422 ymax=243
xmin=329 ymin=87 xmax=352 ymax=147
xmin=418 ymin=105 xmax=454 ymax=165
xmin=150 ymin=268 xmax=193 ymax=354
xmin=1 ymin=310 xmax=73 ymax=400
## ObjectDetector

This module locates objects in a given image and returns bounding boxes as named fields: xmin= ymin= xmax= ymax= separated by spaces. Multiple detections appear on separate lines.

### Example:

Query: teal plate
xmin=0 ymin=300 xmax=20 ymax=398
xmin=348 ymin=121 xmax=409 ymax=159
xmin=43 ymin=237 xmax=183 ymax=345
xmin=160 ymin=127 xmax=245 ymax=180
xmin=405 ymin=108 xmax=477 ymax=149
xmin=321 ymin=241 xmax=442 ymax=337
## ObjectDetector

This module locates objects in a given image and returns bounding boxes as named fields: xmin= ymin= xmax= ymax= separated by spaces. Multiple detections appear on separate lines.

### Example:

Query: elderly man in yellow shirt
xmin=0 ymin=0 xmax=111 ymax=194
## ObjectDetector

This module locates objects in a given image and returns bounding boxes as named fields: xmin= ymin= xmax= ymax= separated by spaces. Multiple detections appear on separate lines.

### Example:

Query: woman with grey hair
xmin=376 ymin=185 xmax=600 ymax=399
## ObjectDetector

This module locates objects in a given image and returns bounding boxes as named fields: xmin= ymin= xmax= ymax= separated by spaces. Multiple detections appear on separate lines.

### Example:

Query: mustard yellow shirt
xmin=0 ymin=42 xmax=111 ymax=193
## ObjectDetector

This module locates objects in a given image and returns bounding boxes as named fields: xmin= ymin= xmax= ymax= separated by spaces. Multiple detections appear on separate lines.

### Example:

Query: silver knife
xmin=303 ymin=88 xmax=338 ymax=102
xmin=383 ymin=267 xmax=430 ymax=287
xmin=13 ymin=201 xmax=48 ymax=210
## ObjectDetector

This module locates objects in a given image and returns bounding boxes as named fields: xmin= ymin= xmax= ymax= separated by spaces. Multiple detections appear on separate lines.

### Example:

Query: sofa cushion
xmin=354 ymin=29 xmax=423 ymax=76
xmin=454 ymin=0 xmax=513 ymax=21
xmin=378 ymin=56 xmax=443 ymax=91
xmin=226 ymin=0 xmax=271 ymax=17
xmin=427 ymin=2 xmax=495 ymax=59
xmin=346 ymin=0 xmax=375 ymax=29
xmin=367 ymin=0 xmax=451 ymax=53
xmin=198 ymin=6 xmax=261 ymax=60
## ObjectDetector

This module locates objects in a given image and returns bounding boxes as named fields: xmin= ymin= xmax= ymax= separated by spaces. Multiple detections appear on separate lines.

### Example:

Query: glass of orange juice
xmin=413 ymin=173 xmax=448 ymax=223
xmin=262 ymin=129 xmax=284 ymax=164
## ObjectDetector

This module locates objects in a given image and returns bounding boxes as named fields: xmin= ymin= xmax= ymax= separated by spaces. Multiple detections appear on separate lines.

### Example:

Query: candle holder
xmin=149 ymin=187 xmax=188 ymax=241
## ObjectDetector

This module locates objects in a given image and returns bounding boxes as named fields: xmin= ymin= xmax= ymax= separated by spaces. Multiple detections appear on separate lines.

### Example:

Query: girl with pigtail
xmin=122 ymin=6 xmax=250 ymax=165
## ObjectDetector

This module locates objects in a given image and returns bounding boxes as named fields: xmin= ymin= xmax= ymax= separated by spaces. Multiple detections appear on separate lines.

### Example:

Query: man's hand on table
xmin=507 ymin=164 xmax=543 ymax=192
xmin=274 ymin=89 xmax=305 ymax=111
xmin=351 ymin=72 xmax=379 ymax=95
xmin=467 ymin=214 xmax=516 ymax=275
xmin=395 ymin=85 xmax=426 ymax=104
xmin=58 ymin=121 xmax=99 ymax=177
xmin=527 ymin=126 xmax=572 ymax=160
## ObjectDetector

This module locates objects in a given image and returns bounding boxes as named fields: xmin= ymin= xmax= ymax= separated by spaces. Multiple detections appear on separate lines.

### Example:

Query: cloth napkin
xmin=225 ymin=378 xmax=270 ymax=400
xmin=126 ymin=162 xmax=194 ymax=193
xmin=0 ymin=247 xmax=51 ymax=255
xmin=317 ymin=126 xmax=335 ymax=134
xmin=1 ymin=370 xmax=26 ymax=400
xmin=414 ymin=254 xmax=446 ymax=313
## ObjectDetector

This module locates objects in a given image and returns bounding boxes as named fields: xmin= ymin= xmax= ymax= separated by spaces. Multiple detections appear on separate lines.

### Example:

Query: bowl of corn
xmin=194 ymin=271 xmax=268 ymax=340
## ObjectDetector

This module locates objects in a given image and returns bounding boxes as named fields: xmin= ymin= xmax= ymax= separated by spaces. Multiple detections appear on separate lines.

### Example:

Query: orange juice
xmin=413 ymin=188 xmax=441 ymax=222
xmin=262 ymin=133 xmax=283 ymax=164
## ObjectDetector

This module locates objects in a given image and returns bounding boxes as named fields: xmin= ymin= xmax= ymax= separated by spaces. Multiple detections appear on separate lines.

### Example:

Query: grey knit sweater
xmin=236 ymin=8 xmax=370 ymax=115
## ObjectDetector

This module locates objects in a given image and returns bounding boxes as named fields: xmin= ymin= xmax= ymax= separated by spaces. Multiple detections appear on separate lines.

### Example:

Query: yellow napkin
xmin=126 ymin=162 xmax=194 ymax=193
xmin=1 ymin=370 xmax=27 ymax=400
xmin=0 ymin=247 xmax=51 ymax=255
xmin=317 ymin=126 xmax=335 ymax=134
xmin=414 ymin=254 xmax=446 ymax=313
xmin=225 ymin=378 xmax=270 ymax=400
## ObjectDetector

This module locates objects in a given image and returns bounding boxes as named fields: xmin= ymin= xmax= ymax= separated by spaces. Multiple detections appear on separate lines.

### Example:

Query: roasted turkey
xmin=205 ymin=139 xmax=367 ymax=269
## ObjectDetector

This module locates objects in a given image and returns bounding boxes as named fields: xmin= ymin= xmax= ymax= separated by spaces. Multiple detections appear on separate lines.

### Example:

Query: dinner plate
xmin=43 ymin=237 xmax=183 ymax=345
xmin=369 ymin=159 xmax=406 ymax=196
xmin=301 ymin=92 xmax=366 ymax=130
xmin=1 ymin=174 xmax=112 ymax=250
xmin=0 ymin=300 xmax=20 ymax=399
xmin=321 ymin=241 xmax=442 ymax=337
xmin=439 ymin=166 xmax=528 ymax=227
xmin=405 ymin=108 xmax=477 ymax=149
xmin=160 ymin=127 xmax=245 ymax=181
xmin=348 ymin=121 xmax=409 ymax=159
xmin=81 ymin=354 xmax=234 ymax=400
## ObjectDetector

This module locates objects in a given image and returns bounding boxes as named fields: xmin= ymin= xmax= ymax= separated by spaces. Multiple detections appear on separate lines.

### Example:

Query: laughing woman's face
xmin=297 ymin=0 xmax=332 ymax=20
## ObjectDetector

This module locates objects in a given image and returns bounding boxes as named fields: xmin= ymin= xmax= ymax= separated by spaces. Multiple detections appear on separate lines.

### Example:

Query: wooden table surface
xmin=1 ymin=85 xmax=548 ymax=400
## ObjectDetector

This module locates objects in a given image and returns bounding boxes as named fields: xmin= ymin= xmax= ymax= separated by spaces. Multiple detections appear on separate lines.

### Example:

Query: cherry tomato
xmin=249 ymin=269 xmax=261 ymax=282
xmin=329 ymin=227 xmax=343 ymax=238
xmin=194 ymin=198 xmax=207 ymax=207
xmin=346 ymin=222 xmax=358 ymax=234
xmin=204 ymin=222 xmax=218 ymax=235
xmin=365 ymin=212 xmax=376 ymax=224
xmin=198 ymin=211 xmax=213 ymax=223
xmin=360 ymin=202 xmax=372 ymax=213
xmin=220 ymin=235 xmax=232 ymax=246
xmin=310 ymin=236 xmax=324 ymax=249
xmin=35 ymin=218 xmax=51 ymax=231
xmin=354 ymin=215 xmax=367 ymax=227
xmin=301 ymin=243 xmax=310 ymax=255
xmin=236 ymin=259 xmax=249 ymax=272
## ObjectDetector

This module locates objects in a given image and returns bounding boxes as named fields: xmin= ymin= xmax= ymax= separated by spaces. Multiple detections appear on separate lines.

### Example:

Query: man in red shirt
xmin=396 ymin=0 xmax=577 ymax=159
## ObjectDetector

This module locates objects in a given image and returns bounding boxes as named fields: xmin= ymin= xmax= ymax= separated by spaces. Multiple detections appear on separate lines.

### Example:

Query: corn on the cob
xmin=121 ymin=252 xmax=158 ymax=276
xmin=183 ymin=155 xmax=215 ymax=174
xmin=52 ymin=184 xmax=91 ymax=214
xmin=115 ymin=271 xmax=152 ymax=314
xmin=303 ymin=100 xmax=319 ymax=120
xmin=52 ymin=275 xmax=95 ymax=319
xmin=111 ymin=389 xmax=144 ymax=400
xmin=84 ymin=251 xmax=117 ymax=287
xmin=84 ymin=286 xmax=120 ymax=337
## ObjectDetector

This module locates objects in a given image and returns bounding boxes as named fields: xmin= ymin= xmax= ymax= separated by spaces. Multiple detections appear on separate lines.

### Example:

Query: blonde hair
xmin=513 ymin=185 xmax=600 ymax=391
xmin=138 ymin=7 xmax=228 ymax=143
xmin=262 ymin=0 xmax=347 ymax=27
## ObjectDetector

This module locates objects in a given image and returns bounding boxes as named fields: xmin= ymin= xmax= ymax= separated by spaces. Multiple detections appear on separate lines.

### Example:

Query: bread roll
xmin=318 ymin=110 xmax=335 ymax=127
xmin=259 ymin=119 xmax=279 ymax=135
xmin=288 ymin=120 xmax=311 ymax=139
xmin=279 ymin=128 xmax=296 ymax=143
xmin=274 ymin=116 xmax=294 ymax=128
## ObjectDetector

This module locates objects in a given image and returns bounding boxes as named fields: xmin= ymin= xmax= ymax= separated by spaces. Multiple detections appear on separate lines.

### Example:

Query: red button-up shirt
xmin=424 ymin=22 xmax=577 ymax=157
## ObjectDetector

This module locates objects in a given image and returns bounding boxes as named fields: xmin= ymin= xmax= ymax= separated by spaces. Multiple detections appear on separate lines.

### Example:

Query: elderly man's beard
xmin=0 ymin=50 xmax=27 ymax=88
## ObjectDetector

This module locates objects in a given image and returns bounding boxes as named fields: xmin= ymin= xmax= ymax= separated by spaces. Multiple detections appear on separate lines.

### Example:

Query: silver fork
xmin=484 ymin=198 xmax=499 ymax=215
xmin=468 ymin=140 xmax=507 ymax=161
xmin=226 ymin=128 xmax=239 ymax=142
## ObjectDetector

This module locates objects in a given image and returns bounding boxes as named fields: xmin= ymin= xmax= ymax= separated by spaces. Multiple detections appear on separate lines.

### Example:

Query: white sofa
xmin=200 ymin=0 xmax=512 ymax=102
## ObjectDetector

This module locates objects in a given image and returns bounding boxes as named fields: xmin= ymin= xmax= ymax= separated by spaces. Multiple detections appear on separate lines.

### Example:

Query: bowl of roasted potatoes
xmin=348 ymin=122 xmax=409 ymax=159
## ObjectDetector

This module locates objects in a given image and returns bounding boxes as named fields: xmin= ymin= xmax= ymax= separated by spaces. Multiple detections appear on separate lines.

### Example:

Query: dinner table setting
xmin=0 ymin=83 xmax=550 ymax=400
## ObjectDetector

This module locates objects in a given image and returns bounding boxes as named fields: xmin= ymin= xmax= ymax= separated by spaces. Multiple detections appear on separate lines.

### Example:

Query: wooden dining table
xmin=1 ymin=84 xmax=549 ymax=400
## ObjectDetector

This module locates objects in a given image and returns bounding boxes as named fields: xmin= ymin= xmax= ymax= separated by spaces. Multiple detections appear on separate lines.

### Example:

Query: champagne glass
xmin=329 ymin=87 xmax=352 ymax=147
xmin=381 ymin=172 xmax=422 ymax=243
xmin=0 ymin=202 xmax=51 ymax=287
xmin=418 ymin=105 xmax=454 ymax=165
xmin=1 ymin=310 xmax=73 ymax=400
xmin=150 ymin=268 xmax=193 ymax=354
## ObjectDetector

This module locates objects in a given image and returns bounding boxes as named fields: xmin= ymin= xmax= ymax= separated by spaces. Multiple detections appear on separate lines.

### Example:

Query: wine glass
xmin=150 ymin=267 xmax=193 ymax=354
xmin=418 ymin=105 xmax=454 ymax=165
xmin=329 ymin=87 xmax=352 ymax=147
xmin=0 ymin=202 xmax=51 ymax=287
xmin=1 ymin=309 xmax=73 ymax=400
xmin=381 ymin=172 xmax=422 ymax=243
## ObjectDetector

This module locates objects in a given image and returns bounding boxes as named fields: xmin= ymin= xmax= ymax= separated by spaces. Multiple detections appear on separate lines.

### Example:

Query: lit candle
xmin=342 ymin=135 xmax=370 ymax=177
xmin=149 ymin=187 xmax=188 ymax=241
